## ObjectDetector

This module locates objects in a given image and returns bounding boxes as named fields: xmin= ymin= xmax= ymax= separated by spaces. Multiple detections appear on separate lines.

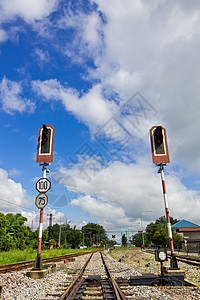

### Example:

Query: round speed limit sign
xmin=36 ymin=178 xmax=51 ymax=193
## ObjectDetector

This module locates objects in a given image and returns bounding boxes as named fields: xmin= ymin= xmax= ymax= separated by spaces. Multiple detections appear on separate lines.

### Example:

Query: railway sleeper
xmin=101 ymin=280 xmax=116 ymax=300
xmin=72 ymin=277 xmax=117 ymax=300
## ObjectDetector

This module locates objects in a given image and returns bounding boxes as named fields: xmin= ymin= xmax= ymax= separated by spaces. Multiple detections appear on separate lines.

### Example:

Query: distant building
xmin=172 ymin=219 xmax=200 ymax=250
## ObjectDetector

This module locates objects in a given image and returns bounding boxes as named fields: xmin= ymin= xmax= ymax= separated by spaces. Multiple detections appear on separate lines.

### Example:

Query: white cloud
xmin=1 ymin=0 xmax=200 ymax=232
xmin=0 ymin=0 xmax=59 ymax=23
xmin=0 ymin=77 xmax=35 ymax=114
xmin=8 ymin=168 xmax=21 ymax=177
xmin=56 ymin=0 xmax=200 ymax=172
xmin=34 ymin=48 xmax=50 ymax=64
xmin=56 ymin=157 xmax=200 ymax=229
xmin=71 ymin=195 xmax=132 ymax=229
xmin=32 ymin=80 xmax=118 ymax=134
xmin=0 ymin=168 xmax=31 ymax=212
xmin=57 ymin=9 xmax=103 ymax=61
xmin=29 ymin=0 xmax=200 ymax=174
xmin=0 ymin=28 xmax=8 ymax=42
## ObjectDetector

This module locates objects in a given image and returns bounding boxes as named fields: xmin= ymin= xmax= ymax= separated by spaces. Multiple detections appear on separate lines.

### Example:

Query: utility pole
xmin=140 ymin=218 xmax=145 ymax=247
xmin=140 ymin=210 xmax=154 ymax=248
xmin=48 ymin=213 xmax=53 ymax=240
xmin=58 ymin=223 xmax=62 ymax=248
xmin=83 ymin=230 xmax=85 ymax=247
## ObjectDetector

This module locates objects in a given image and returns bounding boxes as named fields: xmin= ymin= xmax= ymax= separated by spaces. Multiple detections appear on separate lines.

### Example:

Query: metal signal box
xmin=149 ymin=126 xmax=170 ymax=165
xmin=36 ymin=124 xmax=55 ymax=164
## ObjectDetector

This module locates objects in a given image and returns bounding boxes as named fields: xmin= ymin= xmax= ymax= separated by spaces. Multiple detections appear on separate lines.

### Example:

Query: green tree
xmin=0 ymin=213 xmax=31 ymax=250
xmin=146 ymin=216 xmax=182 ymax=248
xmin=121 ymin=233 xmax=127 ymax=247
xmin=28 ymin=229 xmax=39 ymax=249
xmin=68 ymin=226 xmax=82 ymax=248
xmin=50 ymin=223 xmax=60 ymax=243
xmin=6 ymin=213 xmax=30 ymax=249
xmin=153 ymin=225 xmax=168 ymax=247
xmin=133 ymin=232 xmax=143 ymax=247
xmin=82 ymin=223 xmax=107 ymax=247
xmin=0 ymin=212 xmax=8 ymax=249
xmin=46 ymin=223 xmax=82 ymax=248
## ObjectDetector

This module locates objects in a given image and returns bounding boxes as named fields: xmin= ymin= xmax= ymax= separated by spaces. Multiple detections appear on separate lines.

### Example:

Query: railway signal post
xmin=34 ymin=124 xmax=55 ymax=270
xmin=150 ymin=126 xmax=178 ymax=269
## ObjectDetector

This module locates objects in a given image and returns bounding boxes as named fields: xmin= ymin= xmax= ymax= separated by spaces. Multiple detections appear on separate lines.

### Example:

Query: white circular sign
xmin=35 ymin=193 xmax=48 ymax=209
xmin=36 ymin=178 xmax=51 ymax=193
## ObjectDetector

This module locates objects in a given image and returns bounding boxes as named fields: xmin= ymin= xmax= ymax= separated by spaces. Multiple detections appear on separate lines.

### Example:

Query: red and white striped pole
xmin=34 ymin=208 xmax=44 ymax=269
xmin=159 ymin=164 xmax=178 ymax=269
xmin=34 ymin=164 xmax=47 ymax=269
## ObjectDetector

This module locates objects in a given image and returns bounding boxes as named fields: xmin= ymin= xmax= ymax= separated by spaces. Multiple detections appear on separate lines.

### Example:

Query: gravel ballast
xmin=0 ymin=249 xmax=200 ymax=299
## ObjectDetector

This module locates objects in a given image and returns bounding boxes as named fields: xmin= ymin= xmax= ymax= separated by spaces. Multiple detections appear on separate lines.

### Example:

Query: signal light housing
xmin=155 ymin=249 xmax=168 ymax=262
xmin=36 ymin=124 xmax=55 ymax=165
xmin=150 ymin=125 xmax=170 ymax=165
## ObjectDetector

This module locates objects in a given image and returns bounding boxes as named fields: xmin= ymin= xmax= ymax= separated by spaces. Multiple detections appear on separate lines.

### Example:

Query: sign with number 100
xmin=36 ymin=178 xmax=51 ymax=193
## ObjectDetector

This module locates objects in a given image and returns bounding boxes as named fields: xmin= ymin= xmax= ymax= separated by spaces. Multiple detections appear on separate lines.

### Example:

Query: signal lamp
xmin=154 ymin=126 xmax=165 ymax=155
xmin=155 ymin=249 xmax=168 ymax=262
xmin=149 ymin=125 xmax=170 ymax=165
xmin=36 ymin=124 xmax=55 ymax=164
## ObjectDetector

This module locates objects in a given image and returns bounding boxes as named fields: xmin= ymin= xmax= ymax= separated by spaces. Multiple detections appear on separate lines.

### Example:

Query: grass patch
xmin=0 ymin=247 xmax=99 ymax=266
xmin=0 ymin=248 xmax=37 ymax=265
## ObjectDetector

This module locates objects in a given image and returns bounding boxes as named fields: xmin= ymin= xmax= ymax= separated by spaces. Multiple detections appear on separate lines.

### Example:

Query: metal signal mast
xmin=34 ymin=124 xmax=55 ymax=270
xmin=150 ymin=125 xmax=178 ymax=269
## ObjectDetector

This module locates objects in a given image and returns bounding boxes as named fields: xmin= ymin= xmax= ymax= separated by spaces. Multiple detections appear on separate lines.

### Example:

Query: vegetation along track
xmin=0 ymin=250 xmax=101 ymax=274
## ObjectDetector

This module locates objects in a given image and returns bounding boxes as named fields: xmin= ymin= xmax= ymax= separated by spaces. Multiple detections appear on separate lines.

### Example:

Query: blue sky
xmin=1 ymin=0 xmax=200 ymax=241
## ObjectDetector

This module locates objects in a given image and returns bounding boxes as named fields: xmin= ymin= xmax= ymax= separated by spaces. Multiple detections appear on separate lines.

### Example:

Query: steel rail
xmin=100 ymin=251 xmax=127 ymax=300
xmin=171 ymin=255 xmax=200 ymax=267
xmin=175 ymin=254 xmax=200 ymax=262
xmin=145 ymin=249 xmax=200 ymax=267
xmin=59 ymin=251 xmax=127 ymax=300
xmin=59 ymin=253 xmax=94 ymax=300
xmin=0 ymin=249 xmax=101 ymax=273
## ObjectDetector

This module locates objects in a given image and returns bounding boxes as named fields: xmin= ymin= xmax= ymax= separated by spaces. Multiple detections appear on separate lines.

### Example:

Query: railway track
xmin=44 ymin=251 xmax=126 ymax=300
xmin=42 ymin=251 xmax=197 ymax=300
xmin=174 ymin=254 xmax=200 ymax=266
xmin=0 ymin=249 xmax=101 ymax=273
xmin=1 ymin=249 xmax=200 ymax=299
xmin=145 ymin=249 xmax=200 ymax=267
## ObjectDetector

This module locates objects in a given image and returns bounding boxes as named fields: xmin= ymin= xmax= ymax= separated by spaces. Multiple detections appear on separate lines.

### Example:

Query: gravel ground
xmin=0 ymin=254 xmax=91 ymax=300
xmin=108 ymin=248 xmax=200 ymax=286
xmin=108 ymin=248 xmax=200 ymax=299
xmin=0 ymin=249 xmax=200 ymax=299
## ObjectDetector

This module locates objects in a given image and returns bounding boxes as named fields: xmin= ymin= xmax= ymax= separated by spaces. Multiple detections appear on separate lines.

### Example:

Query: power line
xmin=106 ymin=230 xmax=138 ymax=232
xmin=0 ymin=198 xmax=36 ymax=212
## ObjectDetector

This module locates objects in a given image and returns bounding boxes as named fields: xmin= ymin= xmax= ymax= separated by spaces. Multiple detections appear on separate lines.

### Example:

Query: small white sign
xmin=35 ymin=193 xmax=48 ymax=209
xmin=36 ymin=178 xmax=51 ymax=193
